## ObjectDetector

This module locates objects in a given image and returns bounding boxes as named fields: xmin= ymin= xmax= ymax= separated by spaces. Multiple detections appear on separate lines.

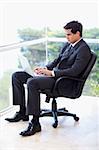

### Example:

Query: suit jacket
xmin=46 ymin=39 xmax=92 ymax=98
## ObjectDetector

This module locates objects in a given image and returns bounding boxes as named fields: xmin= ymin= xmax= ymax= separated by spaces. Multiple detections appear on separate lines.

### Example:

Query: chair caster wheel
xmin=74 ymin=116 xmax=79 ymax=121
xmin=52 ymin=122 xmax=58 ymax=128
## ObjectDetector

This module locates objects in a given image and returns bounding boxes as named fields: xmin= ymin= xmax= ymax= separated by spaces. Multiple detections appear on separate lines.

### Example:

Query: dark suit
xmin=12 ymin=39 xmax=91 ymax=116
xmin=47 ymin=39 xmax=91 ymax=78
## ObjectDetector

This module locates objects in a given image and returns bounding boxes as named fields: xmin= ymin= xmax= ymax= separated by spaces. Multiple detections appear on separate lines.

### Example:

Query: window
xmin=0 ymin=0 xmax=99 ymax=112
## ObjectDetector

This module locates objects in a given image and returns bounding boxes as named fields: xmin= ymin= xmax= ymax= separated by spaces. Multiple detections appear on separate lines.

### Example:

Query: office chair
xmin=40 ymin=51 xmax=97 ymax=128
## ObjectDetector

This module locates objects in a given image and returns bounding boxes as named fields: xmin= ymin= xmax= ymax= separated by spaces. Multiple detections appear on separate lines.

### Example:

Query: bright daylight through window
xmin=0 ymin=0 xmax=99 ymax=111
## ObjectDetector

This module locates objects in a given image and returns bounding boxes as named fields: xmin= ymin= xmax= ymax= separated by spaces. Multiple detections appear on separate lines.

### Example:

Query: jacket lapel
xmin=61 ymin=39 xmax=84 ymax=61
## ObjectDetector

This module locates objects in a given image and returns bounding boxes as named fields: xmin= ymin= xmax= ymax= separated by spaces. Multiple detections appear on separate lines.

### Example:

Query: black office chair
xmin=40 ymin=51 xmax=97 ymax=128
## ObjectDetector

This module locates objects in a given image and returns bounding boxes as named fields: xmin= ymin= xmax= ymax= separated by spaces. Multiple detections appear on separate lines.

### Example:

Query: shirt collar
xmin=71 ymin=38 xmax=82 ymax=47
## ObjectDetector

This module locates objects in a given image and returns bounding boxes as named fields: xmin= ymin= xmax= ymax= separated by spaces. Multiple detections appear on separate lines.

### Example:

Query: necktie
xmin=61 ymin=44 xmax=74 ymax=60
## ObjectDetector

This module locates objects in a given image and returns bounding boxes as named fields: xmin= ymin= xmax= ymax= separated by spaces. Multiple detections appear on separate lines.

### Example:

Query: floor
xmin=0 ymin=95 xmax=99 ymax=150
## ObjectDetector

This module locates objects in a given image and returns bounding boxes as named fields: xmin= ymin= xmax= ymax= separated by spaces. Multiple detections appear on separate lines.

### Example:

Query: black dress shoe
xmin=5 ymin=112 xmax=29 ymax=122
xmin=20 ymin=122 xmax=41 ymax=136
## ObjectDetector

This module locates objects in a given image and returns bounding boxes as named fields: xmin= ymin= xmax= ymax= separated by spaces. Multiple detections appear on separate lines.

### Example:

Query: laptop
xmin=18 ymin=54 xmax=36 ymax=76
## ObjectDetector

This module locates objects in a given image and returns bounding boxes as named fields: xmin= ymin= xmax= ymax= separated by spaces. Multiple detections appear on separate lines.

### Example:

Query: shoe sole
xmin=5 ymin=117 xmax=29 ymax=122
xmin=20 ymin=128 xmax=41 ymax=137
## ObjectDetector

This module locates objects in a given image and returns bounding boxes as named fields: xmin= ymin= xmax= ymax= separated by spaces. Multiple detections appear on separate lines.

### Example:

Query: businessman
xmin=5 ymin=21 xmax=91 ymax=136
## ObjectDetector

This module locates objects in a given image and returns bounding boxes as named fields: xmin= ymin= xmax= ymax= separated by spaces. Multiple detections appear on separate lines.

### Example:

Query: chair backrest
xmin=81 ymin=51 xmax=97 ymax=80
xmin=73 ymin=51 xmax=97 ymax=98
xmin=53 ymin=51 xmax=97 ymax=99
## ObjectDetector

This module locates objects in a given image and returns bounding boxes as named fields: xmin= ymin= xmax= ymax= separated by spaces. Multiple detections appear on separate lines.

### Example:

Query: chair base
xmin=40 ymin=98 xmax=79 ymax=128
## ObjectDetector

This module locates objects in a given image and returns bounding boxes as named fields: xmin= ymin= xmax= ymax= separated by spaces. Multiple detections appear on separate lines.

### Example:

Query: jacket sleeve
xmin=54 ymin=45 xmax=91 ymax=78
xmin=46 ymin=56 xmax=60 ymax=70
xmin=46 ymin=43 xmax=68 ymax=70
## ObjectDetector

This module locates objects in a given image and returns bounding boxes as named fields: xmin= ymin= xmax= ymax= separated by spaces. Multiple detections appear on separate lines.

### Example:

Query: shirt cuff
xmin=51 ymin=71 xmax=55 ymax=76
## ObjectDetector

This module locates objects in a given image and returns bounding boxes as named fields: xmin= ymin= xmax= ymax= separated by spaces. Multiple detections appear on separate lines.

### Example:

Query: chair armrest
xmin=53 ymin=76 xmax=84 ymax=91
xmin=44 ymin=76 xmax=84 ymax=103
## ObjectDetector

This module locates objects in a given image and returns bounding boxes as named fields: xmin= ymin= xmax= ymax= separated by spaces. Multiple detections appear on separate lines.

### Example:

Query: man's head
xmin=63 ymin=21 xmax=83 ymax=44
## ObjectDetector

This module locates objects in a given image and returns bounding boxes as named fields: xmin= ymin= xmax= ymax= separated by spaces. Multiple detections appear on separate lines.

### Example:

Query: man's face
xmin=64 ymin=29 xmax=80 ymax=44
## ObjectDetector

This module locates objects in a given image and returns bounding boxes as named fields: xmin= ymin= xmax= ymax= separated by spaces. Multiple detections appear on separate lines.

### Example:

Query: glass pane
xmin=0 ymin=49 xmax=18 ymax=111
xmin=0 ymin=1 xmax=99 ymax=112
xmin=0 ymin=43 xmax=46 ymax=111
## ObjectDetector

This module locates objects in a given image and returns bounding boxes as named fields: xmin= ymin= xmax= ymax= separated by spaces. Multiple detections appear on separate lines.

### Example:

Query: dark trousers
xmin=12 ymin=71 xmax=55 ymax=116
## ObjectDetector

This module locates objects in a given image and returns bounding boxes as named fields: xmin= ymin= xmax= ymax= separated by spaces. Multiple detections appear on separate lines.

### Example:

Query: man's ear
xmin=76 ymin=31 xmax=80 ymax=36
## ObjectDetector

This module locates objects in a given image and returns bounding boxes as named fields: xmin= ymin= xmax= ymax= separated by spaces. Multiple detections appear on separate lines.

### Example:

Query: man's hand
xmin=34 ymin=67 xmax=52 ymax=76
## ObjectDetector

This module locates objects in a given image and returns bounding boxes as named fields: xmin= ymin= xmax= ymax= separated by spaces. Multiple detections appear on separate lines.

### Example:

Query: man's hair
xmin=64 ymin=21 xmax=83 ymax=37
